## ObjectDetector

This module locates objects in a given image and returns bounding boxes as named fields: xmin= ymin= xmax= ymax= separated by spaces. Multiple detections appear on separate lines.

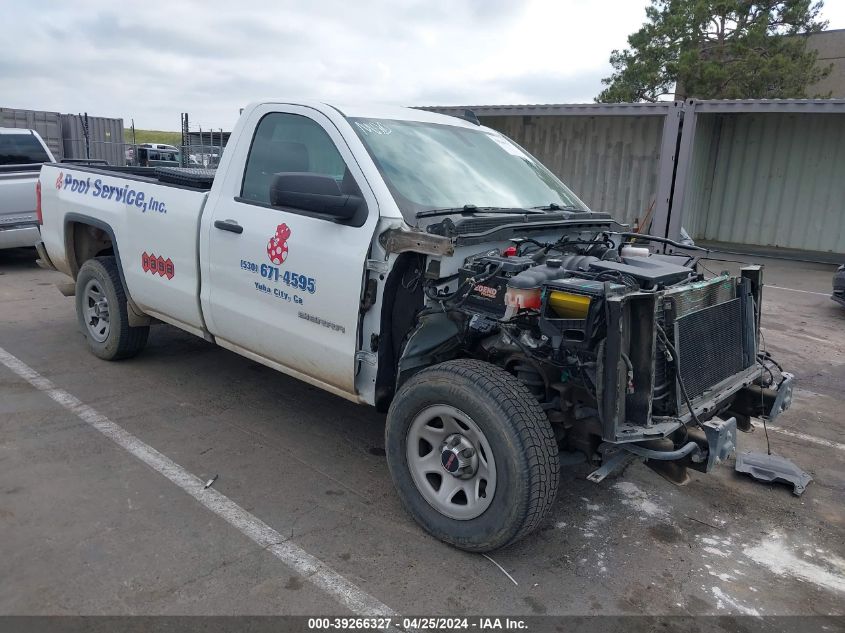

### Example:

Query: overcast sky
xmin=5 ymin=0 xmax=845 ymax=131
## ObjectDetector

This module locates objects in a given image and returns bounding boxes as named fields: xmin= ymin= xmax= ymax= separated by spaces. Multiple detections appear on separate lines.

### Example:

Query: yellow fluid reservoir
xmin=548 ymin=291 xmax=591 ymax=319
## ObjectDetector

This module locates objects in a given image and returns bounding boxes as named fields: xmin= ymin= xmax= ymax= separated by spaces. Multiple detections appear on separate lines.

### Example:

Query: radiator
xmin=674 ymin=298 xmax=747 ymax=400
xmin=653 ymin=277 xmax=755 ymax=415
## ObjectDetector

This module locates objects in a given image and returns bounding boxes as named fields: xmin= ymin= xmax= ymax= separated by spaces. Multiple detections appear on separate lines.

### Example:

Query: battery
xmin=458 ymin=255 xmax=534 ymax=318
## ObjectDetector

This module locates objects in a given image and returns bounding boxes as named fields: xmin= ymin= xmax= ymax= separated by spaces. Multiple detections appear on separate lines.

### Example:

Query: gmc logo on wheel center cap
xmin=441 ymin=450 xmax=459 ymax=473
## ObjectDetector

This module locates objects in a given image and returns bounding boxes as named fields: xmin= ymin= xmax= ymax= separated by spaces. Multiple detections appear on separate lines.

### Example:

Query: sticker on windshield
xmin=485 ymin=133 xmax=528 ymax=158
xmin=354 ymin=121 xmax=392 ymax=136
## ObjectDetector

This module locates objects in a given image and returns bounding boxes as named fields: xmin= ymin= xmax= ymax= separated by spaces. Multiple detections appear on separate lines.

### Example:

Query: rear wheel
xmin=75 ymin=257 xmax=149 ymax=360
xmin=386 ymin=359 xmax=559 ymax=551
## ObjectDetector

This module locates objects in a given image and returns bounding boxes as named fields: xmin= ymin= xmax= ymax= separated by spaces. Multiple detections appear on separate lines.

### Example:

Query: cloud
xmin=3 ymin=0 xmax=843 ymax=130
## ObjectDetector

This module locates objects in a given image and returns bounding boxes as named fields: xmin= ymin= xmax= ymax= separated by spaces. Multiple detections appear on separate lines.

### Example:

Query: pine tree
xmin=597 ymin=0 xmax=832 ymax=102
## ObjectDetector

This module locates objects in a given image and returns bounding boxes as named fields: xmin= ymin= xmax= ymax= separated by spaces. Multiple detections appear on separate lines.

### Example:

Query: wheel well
xmin=66 ymin=221 xmax=115 ymax=279
xmin=64 ymin=218 xmax=150 ymax=327
xmin=374 ymin=253 xmax=426 ymax=412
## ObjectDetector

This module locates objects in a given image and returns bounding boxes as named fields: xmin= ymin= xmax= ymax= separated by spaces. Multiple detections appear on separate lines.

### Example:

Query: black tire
xmin=386 ymin=359 xmax=559 ymax=551
xmin=75 ymin=256 xmax=149 ymax=360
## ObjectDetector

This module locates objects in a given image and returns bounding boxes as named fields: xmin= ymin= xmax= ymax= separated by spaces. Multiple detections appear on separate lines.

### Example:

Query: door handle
xmin=214 ymin=219 xmax=243 ymax=234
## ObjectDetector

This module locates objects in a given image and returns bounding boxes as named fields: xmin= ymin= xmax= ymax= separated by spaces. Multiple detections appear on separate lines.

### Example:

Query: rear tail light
xmin=36 ymin=180 xmax=43 ymax=225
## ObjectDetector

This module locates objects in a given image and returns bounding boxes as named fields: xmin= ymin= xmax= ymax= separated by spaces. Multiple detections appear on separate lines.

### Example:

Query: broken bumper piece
xmin=735 ymin=451 xmax=813 ymax=496
xmin=589 ymin=371 xmax=793 ymax=484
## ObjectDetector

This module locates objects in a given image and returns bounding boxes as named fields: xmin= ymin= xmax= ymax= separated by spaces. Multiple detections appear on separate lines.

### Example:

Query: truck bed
xmin=38 ymin=161 xmax=214 ymax=331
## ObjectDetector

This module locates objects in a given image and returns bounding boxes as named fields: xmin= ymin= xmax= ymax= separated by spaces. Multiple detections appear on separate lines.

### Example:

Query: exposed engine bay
xmin=391 ymin=224 xmax=793 ymax=483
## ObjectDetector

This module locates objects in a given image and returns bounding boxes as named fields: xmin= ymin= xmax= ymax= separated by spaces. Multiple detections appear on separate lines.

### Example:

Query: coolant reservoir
xmin=503 ymin=259 xmax=566 ymax=314
xmin=504 ymin=286 xmax=542 ymax=311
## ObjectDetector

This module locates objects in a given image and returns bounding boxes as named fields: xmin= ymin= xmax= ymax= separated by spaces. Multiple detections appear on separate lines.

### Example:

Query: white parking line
xmin=752 ymin=421 xmax=845 ymax=452
xmin=0 ymin=345 xmax=398 ymax=619
xmin=765 ymin=285 xmax=831 ymax=297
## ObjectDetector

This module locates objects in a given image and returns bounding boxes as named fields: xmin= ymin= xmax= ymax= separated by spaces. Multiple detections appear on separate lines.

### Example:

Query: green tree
xmin=597 ymin=0 xmax=832 ymax=102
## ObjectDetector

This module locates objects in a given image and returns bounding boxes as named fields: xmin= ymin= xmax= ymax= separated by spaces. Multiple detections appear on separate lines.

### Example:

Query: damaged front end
xmin=587 ymin=268 xmax=793 ymax=483
xmin=401 ymin=231 xmax=794 ymax=485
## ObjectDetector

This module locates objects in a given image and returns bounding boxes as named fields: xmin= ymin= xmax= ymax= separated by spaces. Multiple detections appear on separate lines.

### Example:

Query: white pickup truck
xmin=36 ymin=100 xmax=793 ymax=551
xmin=1 ymin=128 xmax=55 ymax=249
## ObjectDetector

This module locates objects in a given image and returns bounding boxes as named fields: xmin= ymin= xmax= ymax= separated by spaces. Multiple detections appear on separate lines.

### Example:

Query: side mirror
xmin=269 ymin=173 xmax=362 ymax=220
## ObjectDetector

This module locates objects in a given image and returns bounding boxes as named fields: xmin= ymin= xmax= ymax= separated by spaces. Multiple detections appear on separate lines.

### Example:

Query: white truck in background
xmin=0 ymin=128 xmax=55 ymax=249
xmin=35 ymin=100 xmax=793 ymax=551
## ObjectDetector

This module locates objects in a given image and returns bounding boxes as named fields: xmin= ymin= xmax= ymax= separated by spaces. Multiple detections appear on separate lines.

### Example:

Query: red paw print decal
xmin=267 ymin=223 xmax=291 ymax=265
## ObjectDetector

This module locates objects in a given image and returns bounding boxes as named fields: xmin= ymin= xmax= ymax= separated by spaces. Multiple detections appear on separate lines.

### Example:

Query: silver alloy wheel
xmin=406 ymin=404 xmax=497 ymax=520
xmin=83 ymin=278 xmax=110 ymax=343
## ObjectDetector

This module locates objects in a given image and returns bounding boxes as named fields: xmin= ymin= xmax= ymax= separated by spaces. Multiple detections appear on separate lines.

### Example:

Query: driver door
xmin=201 ymin=105 xmax=379 ymax=396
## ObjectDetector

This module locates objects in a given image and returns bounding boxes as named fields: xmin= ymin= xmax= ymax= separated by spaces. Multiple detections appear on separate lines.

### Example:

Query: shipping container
xmin=60 ymin=113 xmax=126 ymax=166
xmin=0 ymin=108 xmax=64 ymax=159
xmin=0 ymin=107 xmax=126 ymax=166
xmin=672 ymin=99 xmax=845 ymax=256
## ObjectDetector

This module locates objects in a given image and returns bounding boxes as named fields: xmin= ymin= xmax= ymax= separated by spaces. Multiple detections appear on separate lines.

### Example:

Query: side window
xmin=241 ymin=112 xmax=348 ymax=204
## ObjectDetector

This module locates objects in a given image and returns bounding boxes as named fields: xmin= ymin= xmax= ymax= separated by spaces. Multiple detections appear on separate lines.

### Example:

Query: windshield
xmin=0 ymin=133 xmax=50 ymax=165
xmin=349 ymin=117 xmax=588 ymax=219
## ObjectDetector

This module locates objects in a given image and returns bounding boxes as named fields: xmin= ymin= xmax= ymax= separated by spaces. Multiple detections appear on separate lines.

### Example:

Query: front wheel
xmin=386 ymin=359 xmax=559 ymax=551
xmin=75 ymin=256 xmax=149 ymax=360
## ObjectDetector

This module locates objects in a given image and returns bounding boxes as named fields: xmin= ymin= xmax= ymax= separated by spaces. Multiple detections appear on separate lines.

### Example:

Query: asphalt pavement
xmin=1 ymin=247 xmax=843 ymax=618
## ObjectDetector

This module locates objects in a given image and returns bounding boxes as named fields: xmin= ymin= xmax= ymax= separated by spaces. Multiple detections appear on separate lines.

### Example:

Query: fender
xmin=63 ymin=212 xmax=151 ymax=327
